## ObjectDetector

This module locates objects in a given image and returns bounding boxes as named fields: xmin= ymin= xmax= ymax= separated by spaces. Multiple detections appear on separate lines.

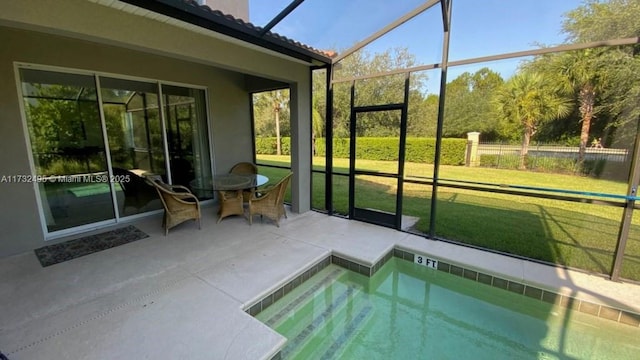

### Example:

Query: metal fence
xmin=477 ymin=142 xmax=630 ymax=174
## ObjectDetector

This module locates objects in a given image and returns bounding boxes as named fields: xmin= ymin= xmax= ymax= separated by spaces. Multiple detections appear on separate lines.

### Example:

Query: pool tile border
xmin=246 ymin=256 xmax=333 ymax=317
xmin=250 ymin=246 xmax=639 ymax=359
xmin=249 ymin=247 xmax=640 ymax=329
xmin=332 ymin=251 xmax=394 ymax=277
xmin=246 ymin=253 xmax=393 ymax=318
xmin=248 ymin=253 xmax=393 ymax=360
xmin=397 ymin=249 xmax=640 ymax=329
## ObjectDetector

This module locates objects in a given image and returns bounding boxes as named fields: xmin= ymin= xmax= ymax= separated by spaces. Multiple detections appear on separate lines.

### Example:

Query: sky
xmin=248 ymin=0 xmax=585 ymax=93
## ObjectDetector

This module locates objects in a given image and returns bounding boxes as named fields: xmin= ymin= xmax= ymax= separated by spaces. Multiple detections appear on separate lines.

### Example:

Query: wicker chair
xmin=248 ymin=172 xmax=292 ymax=227
xmin=147 ymin=178 xmax=201 ymax=235
xmin=217 ymin=189 xmax=244 ymax=223
xmin=229 ymin=162 xmax=258 ymax=203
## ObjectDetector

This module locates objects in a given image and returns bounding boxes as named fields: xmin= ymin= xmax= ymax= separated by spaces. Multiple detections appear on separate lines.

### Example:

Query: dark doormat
xmin=34 ymin=225 xmax=149 ymax=267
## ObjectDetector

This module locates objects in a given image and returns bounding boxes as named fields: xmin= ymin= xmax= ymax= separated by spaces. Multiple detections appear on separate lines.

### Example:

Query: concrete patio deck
xmin=1 ymin=205 xmax=639 ymax=359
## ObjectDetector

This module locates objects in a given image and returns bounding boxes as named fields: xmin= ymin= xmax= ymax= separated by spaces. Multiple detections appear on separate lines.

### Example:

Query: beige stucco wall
xmin=0 ymin=0 xmax=311 ymax=81
xmin=205 ymin=0 xmax=249 ymax=22
xmin=0 ymin=27 xmax=237 ymax=255
xmin=0 ymin=21 xmax=312 ymax=256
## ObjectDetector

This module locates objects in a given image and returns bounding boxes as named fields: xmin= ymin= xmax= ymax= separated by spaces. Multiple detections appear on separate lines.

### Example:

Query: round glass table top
xmin=190 ymin=174 xmax=268 ymax=191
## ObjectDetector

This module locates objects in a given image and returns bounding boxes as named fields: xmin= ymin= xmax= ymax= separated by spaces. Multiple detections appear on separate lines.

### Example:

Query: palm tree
xmin=311 ymin=84 xmax=325 ymax=156
xmin=312 ymin=108 xmax=324 ymax=156
xmin=253 ymin=89 xmax=290 ymax=155
xmin=525 ymin=49 xmax=604 ymax=163
xmin=270 ymin=90 xmax=289 ymax=155
xmin=550 ymin=50 xmax=602 ymax=163
xmin=493 ymin=72 xmax=573 ymax=169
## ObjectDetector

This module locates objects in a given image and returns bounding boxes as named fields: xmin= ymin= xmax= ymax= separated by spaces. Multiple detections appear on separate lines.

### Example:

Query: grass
xmin=257 ymin=155 xmax=640 ymax=282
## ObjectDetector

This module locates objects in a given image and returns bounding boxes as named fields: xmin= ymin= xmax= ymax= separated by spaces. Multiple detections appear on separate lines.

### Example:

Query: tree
xmin=311 ymin=69 xmax=327 ymax=156
xmin=23 ymin=84 xmax=106 ymax=174
xmin=520 ymin=0 xmax=640 ymax=153
xmin=407 ymin=91 xmax=437 ymax=137
xmin=311 ymin=103 xmax=324 ymax=156
xmin=443 ymin=68 xmax=504 ymax=139
xmin=253 ymin=89 xmax=290 ymax=154
xmin=328 ymin=47 xmax=428 ymax=138
xmin=563 ymin=0 xmax=640 ymax=45
xmin=492 ymin=72 xmax=572 ymax=169
xmin=529 ymin=50 xmax=605 ymax=162
xmin=560 ymin=0 xmax=640 ymax=151
xmin=271 ymin=90 xmax=288 ymax=155
xmin=598 ymin=50 xmax=640 ymax=147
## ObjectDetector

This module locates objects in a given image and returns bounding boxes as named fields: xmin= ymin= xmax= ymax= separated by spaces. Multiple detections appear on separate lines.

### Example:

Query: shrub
xmin=255 ymin=137 xmax=291 ymax=155
xmin=40 ymin=159 xmax=93 ymax=175
xmin=480 ymin=154 xmax=578 ymax=173
xmin=480 ymin=154 xmax=519 ymax=169
xmin=529 ymin=157 xmax=579 ymax=174
xmin=271 ymin=137 xmax=467 ymax=166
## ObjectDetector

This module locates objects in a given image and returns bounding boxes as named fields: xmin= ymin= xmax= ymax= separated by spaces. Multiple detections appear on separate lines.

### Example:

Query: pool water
xmin=255 ymin=258 xmax=639 ymax=359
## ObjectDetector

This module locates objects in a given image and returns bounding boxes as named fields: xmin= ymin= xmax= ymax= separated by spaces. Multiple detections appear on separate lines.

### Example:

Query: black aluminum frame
xmin=319 ymin=0 xmax=639 ymax=281
xmin=127 ymin=0 xmax=640 ymax=281
xmin=347 ymin=76 xmax=409 ymax=230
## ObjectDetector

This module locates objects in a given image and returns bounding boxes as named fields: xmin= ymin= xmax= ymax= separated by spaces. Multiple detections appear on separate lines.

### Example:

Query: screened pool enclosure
xmin=241 ymin=0 xmax=640 ymax=282
xmin=5 ymin=0 xmax=640 ymax=282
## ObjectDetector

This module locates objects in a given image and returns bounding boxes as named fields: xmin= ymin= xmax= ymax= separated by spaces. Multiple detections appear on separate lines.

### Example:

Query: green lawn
xmin=257 ymin=155 xmax=640 ymax=282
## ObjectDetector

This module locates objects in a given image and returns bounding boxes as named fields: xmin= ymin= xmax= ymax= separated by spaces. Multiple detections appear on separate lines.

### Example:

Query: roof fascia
xmin=118 ymin=0 xmax=332 ymax=65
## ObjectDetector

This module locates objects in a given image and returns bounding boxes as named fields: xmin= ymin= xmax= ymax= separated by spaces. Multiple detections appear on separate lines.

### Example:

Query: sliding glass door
xmin=19 ymin=67 xmax=212 ymax=235
xmin=20 ymin=69 xmax=115 ymax=232
xmin=162 ymin=85 xmax=211 ymax=191
xmin=101 ymin=77 xmax=167 ymax=217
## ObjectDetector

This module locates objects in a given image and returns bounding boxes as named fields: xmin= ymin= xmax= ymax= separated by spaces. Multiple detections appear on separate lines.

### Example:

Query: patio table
xmin=190 ymin=173 xmax=269 ymax=192
xmin=190 ymin=174 xmax=269 ymax=222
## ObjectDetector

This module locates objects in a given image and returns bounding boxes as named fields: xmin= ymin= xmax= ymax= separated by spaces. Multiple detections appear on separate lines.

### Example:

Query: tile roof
xmin=184 ymin=0 xmax=335 ymax=58
xmin=121 ymin=0 xmax=335 ymax=64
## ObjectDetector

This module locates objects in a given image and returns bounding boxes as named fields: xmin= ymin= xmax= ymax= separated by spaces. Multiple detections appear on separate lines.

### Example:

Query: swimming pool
xmin=255 ymin=257 xmax=639 ymax=359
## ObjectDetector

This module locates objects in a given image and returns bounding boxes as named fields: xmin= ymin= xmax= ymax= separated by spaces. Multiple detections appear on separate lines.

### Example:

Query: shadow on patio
xmin=0 ymin=204 xmax=404 ymax=359
xmin=1 ymin=204 xmax=639 ymax=359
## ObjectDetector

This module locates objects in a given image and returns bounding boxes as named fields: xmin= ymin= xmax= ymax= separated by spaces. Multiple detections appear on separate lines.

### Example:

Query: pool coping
xmin=245 ymin=247 xmax=640 ymax=329
xmin=246 ymin=246 xmax=640 ymax=359
xmin=393 ymin=248 xmax=640 ymax=328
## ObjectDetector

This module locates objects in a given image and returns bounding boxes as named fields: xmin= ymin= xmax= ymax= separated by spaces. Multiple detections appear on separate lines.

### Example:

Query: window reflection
xmin=20 ymin=69 xmax=114 ymax=231
xmin=162 ymin=85 xmax=212 ymax=196
xmin=20 ymin=69 xmax=212 ymax=232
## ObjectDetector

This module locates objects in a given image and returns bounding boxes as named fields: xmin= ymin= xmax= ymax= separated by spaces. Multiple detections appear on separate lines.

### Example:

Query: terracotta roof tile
xmin=180 ymin=0 xmax=336 ymax=59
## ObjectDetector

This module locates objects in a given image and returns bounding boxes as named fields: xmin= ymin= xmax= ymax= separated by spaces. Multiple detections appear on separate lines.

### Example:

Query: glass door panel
xmin=100 ymin=77 xmax=165 ymax=216
xmin=161 ymin=85 xmax=212 ymax=199
xmin=20 ymin=68 xmax=214 ymax=232
xmin=20 ymin=69 xmax=115 ymax=232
